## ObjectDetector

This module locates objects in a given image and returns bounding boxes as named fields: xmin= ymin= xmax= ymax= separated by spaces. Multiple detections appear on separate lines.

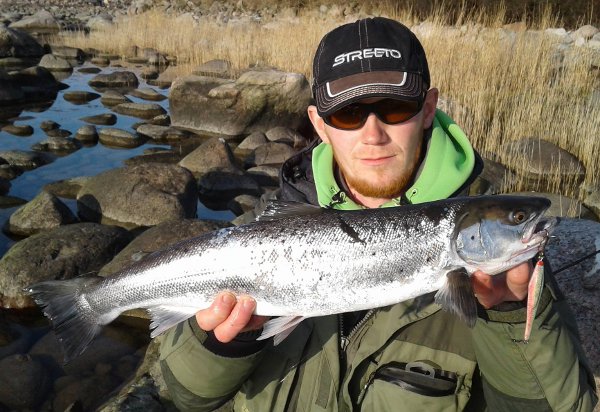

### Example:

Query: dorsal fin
xmin=256 ymin=200 xmax=323 ymax=222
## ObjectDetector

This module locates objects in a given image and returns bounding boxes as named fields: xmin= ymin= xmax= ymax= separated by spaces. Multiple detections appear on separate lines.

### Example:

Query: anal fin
xmin=257 ymin=316 xmax=305 ymax=345
xmin=435 ymin=268 xmax=478 ymax=328
xmin=147 ymin=306 xmax=199 ymax=338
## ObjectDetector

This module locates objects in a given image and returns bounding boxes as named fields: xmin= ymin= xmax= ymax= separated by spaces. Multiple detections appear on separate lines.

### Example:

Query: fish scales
xmin=83 ymin=202 xmax=460 ymax=321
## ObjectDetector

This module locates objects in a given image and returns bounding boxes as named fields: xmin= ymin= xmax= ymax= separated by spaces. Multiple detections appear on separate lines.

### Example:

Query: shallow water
xmin=0 ymin=63 xmax=235 ymax=256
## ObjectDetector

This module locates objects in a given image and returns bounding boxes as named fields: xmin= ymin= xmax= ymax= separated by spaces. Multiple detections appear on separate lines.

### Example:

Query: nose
xmin=360 ymin=113 xmax=388 ymax=145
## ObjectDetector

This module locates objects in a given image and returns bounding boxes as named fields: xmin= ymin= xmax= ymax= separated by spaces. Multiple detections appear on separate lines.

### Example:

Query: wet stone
xmin=140 ymin=67 xmax=159 ymax=80
xmin=0 ymin=354 xmax=51 ymax=410
xmin=74 ymin=125 xmax=99 ymax=144
xmin=0 ymin=150 xmax=52 ymax=170
xmin=45 ymin=128 xmax=72 ymax=138
xmin=98 ymin=128 xmax=146 ymax=148
xmin=40 ymin=120 xmax=59 ymax=132
xmin=81 ymin=113 xmax=117 ymax=126
xmin=89 ymin=71 xmax=139 ymax=88
xmin=1 ymin=124 xmax=33 ymax=136
xmin=78 ymin=66 xmax=102 ymax=74
xmin=101 ymin=90 xmax=131 ymax=106
xmin=149 ymin=114 xmax=170 ymax=126
xmin=91 ymin=57 xmax=110 ymax=66
xmin=0 ymin=163 xmax=22 ymax=180
xmin=63 ymin=90 xmax=101 ymax=104
xmin=129 ymin=87 xmax=166 ymax=101
xmin=31 ymin=136 xmax=79 ymax=153
xmin=112 ymin=102 xmax=167 ymax=119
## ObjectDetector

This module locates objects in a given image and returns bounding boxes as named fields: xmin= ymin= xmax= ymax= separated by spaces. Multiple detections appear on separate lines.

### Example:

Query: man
xmin=160 ymin=17 xmax=597 ymax=411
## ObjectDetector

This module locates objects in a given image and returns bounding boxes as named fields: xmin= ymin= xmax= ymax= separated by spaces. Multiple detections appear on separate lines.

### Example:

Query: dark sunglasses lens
xmin=327 ymin=104 xmax=366 ymax=130
xmin=377 ymin=99 xmax=421 ymax=124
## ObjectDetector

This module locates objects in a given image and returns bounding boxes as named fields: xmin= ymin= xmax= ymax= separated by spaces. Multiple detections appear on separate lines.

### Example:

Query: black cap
xmin=312 ymin=17 xmax=430 ymax=117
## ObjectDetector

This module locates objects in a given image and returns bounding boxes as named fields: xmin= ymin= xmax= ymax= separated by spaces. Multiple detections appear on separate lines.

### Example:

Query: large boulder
xmin=0 ymin=223 xmax=132 ymax=309
xmin=38 ymin=54 xmax=72 ymax=72
xmin=4 ymin=190 xmax=78 ymax=237
xmin=0 ymin=68 xmax=25 ymax=104
xmin=77 ymin=163 xmax=197 ymax=228
xmin=9 ymin=10 xmax=61 ymax=35
xmin=169 ymin=69 xmax=311 ymax=138
xmin=178 ymin=137 xmax=239 ymax=177
xmin=0 ymin=25 xmax=44 ymax=58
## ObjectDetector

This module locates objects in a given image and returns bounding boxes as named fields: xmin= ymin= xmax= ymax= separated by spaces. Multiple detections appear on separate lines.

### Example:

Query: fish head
xmin=452 ymin=196 xmax=555 ymax=275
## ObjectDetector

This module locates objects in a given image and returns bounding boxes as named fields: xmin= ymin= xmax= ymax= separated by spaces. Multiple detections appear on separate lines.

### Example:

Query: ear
xmin=422 ymin=88 xmax=439 ymax=129
xmin=307 ymin=105 xmax=331 ymax=144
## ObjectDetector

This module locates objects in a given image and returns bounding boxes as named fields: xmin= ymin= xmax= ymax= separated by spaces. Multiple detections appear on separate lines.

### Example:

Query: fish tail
xmin=25 ymin=277 xmax=103 ymax=362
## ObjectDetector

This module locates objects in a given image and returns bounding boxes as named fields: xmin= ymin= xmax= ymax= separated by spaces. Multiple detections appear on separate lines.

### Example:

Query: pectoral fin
xmin=435 ymin=268 xmax=478 ymax=328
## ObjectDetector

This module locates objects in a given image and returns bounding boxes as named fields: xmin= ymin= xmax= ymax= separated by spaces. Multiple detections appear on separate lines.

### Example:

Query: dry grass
xmin=55 ymin=3 xmax=599 ymax=202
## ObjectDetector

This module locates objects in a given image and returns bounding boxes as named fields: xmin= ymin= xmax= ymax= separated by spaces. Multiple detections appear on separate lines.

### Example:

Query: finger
xmin=195 ymin=292 xmax=237 ymax=331
xmin=213 ymin=296 xmax=256 ymax=343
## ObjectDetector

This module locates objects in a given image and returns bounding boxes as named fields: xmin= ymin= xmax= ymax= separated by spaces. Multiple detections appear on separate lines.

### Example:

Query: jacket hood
xmin=312 ymin=109 xmax=475 ymax=209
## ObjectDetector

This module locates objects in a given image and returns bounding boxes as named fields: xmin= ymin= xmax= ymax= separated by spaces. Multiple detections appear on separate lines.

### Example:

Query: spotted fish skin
xmin=26 ymin=195 xmax=553 ymax=361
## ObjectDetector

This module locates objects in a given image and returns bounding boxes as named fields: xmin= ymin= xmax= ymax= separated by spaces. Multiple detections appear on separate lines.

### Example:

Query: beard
xmin=336 ymin=144 xmax=422 ymax=199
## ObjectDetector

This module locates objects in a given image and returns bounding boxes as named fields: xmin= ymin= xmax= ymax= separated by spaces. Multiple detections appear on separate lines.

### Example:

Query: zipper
xmin=339 ymin=309 xmax=376 ymax=353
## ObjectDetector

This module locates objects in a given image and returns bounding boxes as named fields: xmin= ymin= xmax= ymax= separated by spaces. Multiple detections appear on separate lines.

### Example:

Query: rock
xmin=86 ymin=14 xmax=113 ymax=31
xmin=49 ymin=45 xmax=85 ymax=62
xmin=112 ymin=102 xmax=167 ymax=119
xmin=0 ymin=223 xmax=132 ymax=309
xmin=179 ymin=137 xmax=239 ymax=177
xmin=91 ymin=56 xmax=110 ymax=66
xmin=0 ymin=25 xmax=45 ymax=58
xmin=0 ymin=68 xmax=25 ymax=104
xmin=169 ymin=69 xmax=311 ymax=138
xmin=99 ymin=218 xmax=231 ymax=276
xmin=135 ymin=124 xmax=169 ymax=140
xmin=0 ymin=354 xmax=51 ymax=410
xmin=11 ymin=66 xmax=65 ymax=101
xmin=237 ymin=131 xmax=268 ymax=151
xmin=96 ymin=338 xmax=176 ymax=412
xmin=198 ymin=169 xmax=261 ymax=210
xmin=31 ymin=135 xmax=79 ymax=153
xmin=265 ymin=126 xmax=307 ymax=148
xmin=1 ymin=123 xmax=34 ymax=136
xmin=74 ymin=125 xmax=99 ymax=143
xmin=499 ymin=138 xmax=586 ymax=192
xmin=98 ymin=127 xmax=146 ymax=148
xmin=38 ymin=54 xmax=72 ymax=72
xmin=4 ymin=190 xmax=77 ymax=237
xmin=246 ymin=165 xmax=280 ymax=186
xmin=544 ymin=219 xmax=600 ymax=384
xmin=0 ymin=323 xmax=34 ymax=359
xmin=124 ymin=151 xmax=183 ymax=167
xmin=245 ymin=141 xmax=297 ymax=167
xmin=89 ymin=71 xmax=139 ymax=88
xmin=149 ymin=114 xmax=170 ymax=126
xmin=8 ymin=10 xmax=61 ymax=35
xmin=40 ymin=120 xmax=59 ymax=131
xmin=43 ymin=176 xmax=91 ymax=198
xmin=147 ymin=53 xmax=168 ymax=67
xmin=193 ymin=59 xmax=233 ymax=78
xmin=573 ymin=24 xmax=599 ymax=41
xmin=151 ymin=65 xmax=179 ymax=88
xmin=0 ymin=150 xmax=52 ymax=170
xmin=77 ymin=163 xmax=197 ymax=227
xmin=140 ymin=66 xmax=158 ymax=80
xmin=101 ymin=90 xmax=131 ymax=106
xmin=582 ymin=184 xmax=600 ymax=219
xmin=45 ymin=128 xmax=72 ymax=138
xmin=78 ymin=66 xmax=102 ymax=74
xmin=63 ymin=90 xmax=100 ymax=104
xmin=227 ymin=194 xmax=259 ymax=215
xmin=81 ymin=112 xmax=117 ymax=125
xmin=129 ymin=87 xmax=166 ymax=101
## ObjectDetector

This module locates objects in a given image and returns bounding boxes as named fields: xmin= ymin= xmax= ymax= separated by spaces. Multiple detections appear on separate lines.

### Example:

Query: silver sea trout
xmin=26 ymin=195 xmax=555 ymax=361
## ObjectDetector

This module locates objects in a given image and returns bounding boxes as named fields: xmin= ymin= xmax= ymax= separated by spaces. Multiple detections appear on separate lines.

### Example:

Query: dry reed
xmin=55 ymin=3 xmax=600 ymax=202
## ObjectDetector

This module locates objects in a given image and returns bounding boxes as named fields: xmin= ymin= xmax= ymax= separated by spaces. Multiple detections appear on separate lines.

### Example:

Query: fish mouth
xmin=511 ymin=216 xmax=556 ymax=259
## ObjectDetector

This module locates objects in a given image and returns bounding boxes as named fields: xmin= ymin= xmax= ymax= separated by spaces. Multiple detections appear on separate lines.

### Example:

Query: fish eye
xmin=511 ymin=210 xmax=528 ymax=224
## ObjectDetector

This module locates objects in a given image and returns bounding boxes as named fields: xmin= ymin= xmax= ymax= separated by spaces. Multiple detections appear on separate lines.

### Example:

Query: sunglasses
xmin=323 ymin=98 xmax=424 ymax=131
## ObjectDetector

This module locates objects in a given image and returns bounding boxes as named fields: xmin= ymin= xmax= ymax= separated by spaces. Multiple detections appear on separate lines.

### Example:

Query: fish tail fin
xmin=25 ymin=277 xmax=103 ymax=362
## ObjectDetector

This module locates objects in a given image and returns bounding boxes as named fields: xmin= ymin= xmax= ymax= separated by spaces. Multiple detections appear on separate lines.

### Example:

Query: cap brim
xmin=314 ymin=71 xmax=424 ymax=117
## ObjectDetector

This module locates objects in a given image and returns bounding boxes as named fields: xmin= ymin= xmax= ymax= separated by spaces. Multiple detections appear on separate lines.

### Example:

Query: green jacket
xmin=160 ymin=111 xmax=597 ymax=411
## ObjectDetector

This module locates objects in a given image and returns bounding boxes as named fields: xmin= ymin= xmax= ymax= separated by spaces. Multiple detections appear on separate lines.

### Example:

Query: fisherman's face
xmin=308 ymin=89 xmax=439 ymax=205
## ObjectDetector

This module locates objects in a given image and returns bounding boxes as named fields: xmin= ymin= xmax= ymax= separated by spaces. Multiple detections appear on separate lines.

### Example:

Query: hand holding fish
xmin=195 ymin=292 xmax=268 ymax=343
xmin=471 ymin=260 xmax=533 ymax=309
